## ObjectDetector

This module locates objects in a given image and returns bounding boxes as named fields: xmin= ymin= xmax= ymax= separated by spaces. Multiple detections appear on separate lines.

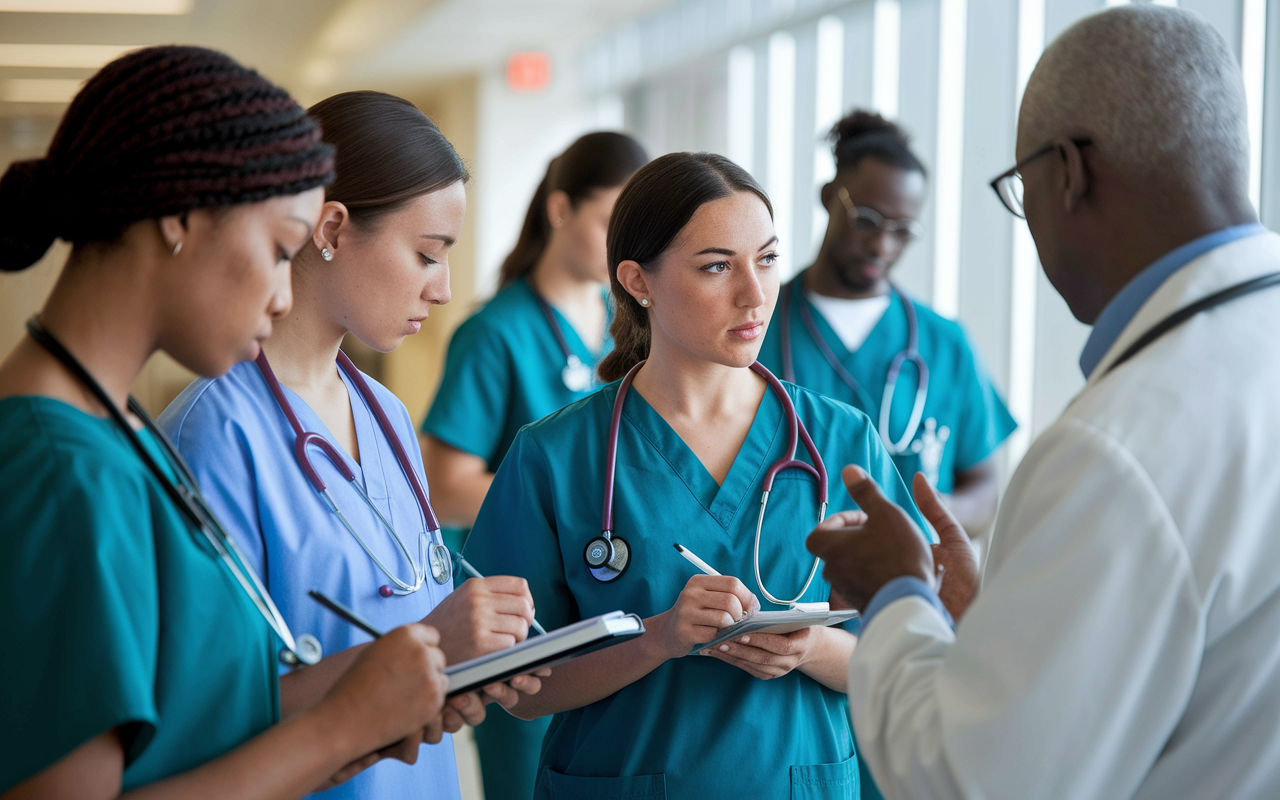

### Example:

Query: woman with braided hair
xmin=0 ymin=47 xmax=459 ymax=799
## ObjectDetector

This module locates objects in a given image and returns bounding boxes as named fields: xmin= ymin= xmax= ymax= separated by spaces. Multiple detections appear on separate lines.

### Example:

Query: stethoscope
xmin=255 ymin=351 xmax=452 ymax=597
xmin=586 ymin=360 xmax=829 ymax=608
xmin=779 ymin=281 xmax=929 ymax=455
xmin=530 ymin=283 xmax=597 ymax=393
xmin=25 ymin=317 xmax=324 ymax=668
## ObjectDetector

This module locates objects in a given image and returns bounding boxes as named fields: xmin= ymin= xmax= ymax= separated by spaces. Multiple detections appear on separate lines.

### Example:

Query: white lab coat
xmin=848 ymin=231 xmax=1280 ymax=800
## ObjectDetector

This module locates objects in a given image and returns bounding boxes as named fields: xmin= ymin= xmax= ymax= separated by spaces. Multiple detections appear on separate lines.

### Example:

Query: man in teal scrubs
xmin=759 ymin=110 xmax=1015 ymax=538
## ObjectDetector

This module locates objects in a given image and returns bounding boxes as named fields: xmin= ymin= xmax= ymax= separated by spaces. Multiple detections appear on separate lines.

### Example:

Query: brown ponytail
xmin=498 ymin=131 xmax=648 ymax=288
xmin=598 ymin=152 xmax=772 ymax=382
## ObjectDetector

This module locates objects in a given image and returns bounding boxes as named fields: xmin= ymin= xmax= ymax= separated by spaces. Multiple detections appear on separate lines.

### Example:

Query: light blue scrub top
xmin=422 ymin=276 xmax=611 ymax=475
xmin=463 ymin=378 xmax=928 ymax=800
xmin=758 ymin=272 xmax=1016 ymax=493
xmin=159 ymin=360 xmax=460 ymax=800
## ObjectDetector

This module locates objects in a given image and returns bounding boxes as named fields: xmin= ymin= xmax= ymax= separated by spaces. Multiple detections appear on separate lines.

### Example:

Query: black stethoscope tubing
xmin=24 ymin=316 xmax=320 ymax=666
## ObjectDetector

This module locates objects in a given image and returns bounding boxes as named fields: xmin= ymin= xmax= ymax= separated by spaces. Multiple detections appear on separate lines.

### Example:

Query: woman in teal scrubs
xmin=463 ymin=152 xmax=928 ymax=799
xmin=420 ymin=131 xmax=648 ymax=800
xmin=758 ymin=110 xmax=1015 ymax=537
xmin=0 ymin=47 xmax=455 ymax=799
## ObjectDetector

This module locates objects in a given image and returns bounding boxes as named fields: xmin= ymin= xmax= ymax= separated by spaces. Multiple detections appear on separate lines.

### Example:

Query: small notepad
xmin=690 ymin=603 xmax=859 ymax=655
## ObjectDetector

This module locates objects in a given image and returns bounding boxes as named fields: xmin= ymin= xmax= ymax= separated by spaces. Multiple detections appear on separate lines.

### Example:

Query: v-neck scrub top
xmin=759 ymin=272 xmax=1016 ymax=493
xmin=462 ymin=378 xmax=927 ymax=800
xmin=158 ymin=360 xmax=460 ymax=800
xmin=0 ymin=397 xmax=278 ymax=792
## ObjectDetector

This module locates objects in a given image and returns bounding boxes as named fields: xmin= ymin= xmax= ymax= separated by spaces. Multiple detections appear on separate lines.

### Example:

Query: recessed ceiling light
xmin=3 ymin=77 xmax=83 ymax=103
xmin=0 ymin=0 xmax=192 ymax=14
xmin=0 ymin=43 xmax=142 ymax=68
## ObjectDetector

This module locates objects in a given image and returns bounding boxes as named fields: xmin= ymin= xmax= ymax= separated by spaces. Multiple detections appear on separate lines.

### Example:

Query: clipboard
xmin=690 ymin=603 xmax=858 ymax=654
xmin=445 ymin=610 xmax=644 ymax=696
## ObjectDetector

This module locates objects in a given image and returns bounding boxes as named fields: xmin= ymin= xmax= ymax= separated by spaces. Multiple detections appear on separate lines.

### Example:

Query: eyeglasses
xmin=989 ymin=137 xmax=1092 ymax=218
xmin=836 ymin=187 xmax=921 ymax=243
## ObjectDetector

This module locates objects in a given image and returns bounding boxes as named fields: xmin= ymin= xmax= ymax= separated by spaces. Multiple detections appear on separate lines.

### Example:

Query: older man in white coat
xmin=807 ymin=6 xmax=1280 ymax=799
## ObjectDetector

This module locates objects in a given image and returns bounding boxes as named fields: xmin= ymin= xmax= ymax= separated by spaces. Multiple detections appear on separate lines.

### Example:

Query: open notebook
xmin=445 ymin=611 xmax=645 ymax=696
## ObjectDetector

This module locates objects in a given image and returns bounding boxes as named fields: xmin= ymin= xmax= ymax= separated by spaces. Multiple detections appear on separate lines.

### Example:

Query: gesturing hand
xmin=806 ymin=465 xmax=934 ymax=611
xmin=912 ymin=472 xmax=979 ymax=620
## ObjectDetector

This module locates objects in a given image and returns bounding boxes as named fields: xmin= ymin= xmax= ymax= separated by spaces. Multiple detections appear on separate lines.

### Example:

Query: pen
xmin=309 ymin=589 xmax=384 ymax=639
xmin=673 ymin=543 xmax=722 ymax=576
xmin=453 ymin=553 xmax=548 ymax=635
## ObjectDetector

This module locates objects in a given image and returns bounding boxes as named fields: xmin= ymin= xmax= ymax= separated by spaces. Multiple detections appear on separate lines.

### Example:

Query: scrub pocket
xmin=790 ymin=752 xmax=860 ymax=800
xmin=544 ymin=769 xmax=667 ymax=799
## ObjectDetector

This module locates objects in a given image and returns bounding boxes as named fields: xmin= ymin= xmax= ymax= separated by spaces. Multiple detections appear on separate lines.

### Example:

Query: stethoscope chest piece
xmin=584 ymin=533 xmax=630 ymax=582
xmin=562 ymin=355 xmax=594 ymax=393
xmin=279 ymin=633 xmax=323 ymax=667
xmin=428 ymin=542 xmax=453 ymax=585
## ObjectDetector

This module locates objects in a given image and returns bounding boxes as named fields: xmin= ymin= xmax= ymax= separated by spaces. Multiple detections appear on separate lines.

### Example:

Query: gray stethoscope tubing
xmin=598 ymin=360 xmax=829 ymax=606
xmin=256 ymin=351 xmax=451 ymax=596
xmin=531 ymin=283 xmax=596 ymax=393
xmin=779 ymin=282 xmax=929 ymax=455
xmin=25 ymin=317 xmax=321 ymax=667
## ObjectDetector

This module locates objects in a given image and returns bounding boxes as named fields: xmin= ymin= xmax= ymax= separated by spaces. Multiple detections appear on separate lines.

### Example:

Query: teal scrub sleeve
xmin=951 ymin=332 xmax=1018 ymax=472
xmin=462 ymin=429 xmax=578 ymax=630
xmin=421 ymin=319 xmax=512 ymax=464
xmin=0 ymin=436 xmax=160 ymax=789
xmin=167 ymin=391 xmax=268 ymax=579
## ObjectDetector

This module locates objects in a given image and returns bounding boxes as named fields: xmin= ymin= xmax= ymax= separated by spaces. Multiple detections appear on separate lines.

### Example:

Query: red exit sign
xmin=506 ymin=51 xmax=551 ymax=93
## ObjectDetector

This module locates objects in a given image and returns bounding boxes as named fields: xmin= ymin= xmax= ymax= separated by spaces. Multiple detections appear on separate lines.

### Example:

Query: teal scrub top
xmin=463 ymin=378 xmax=928 ymax=800
xmin=758 ymin=273 xmax=1016 ymax=493
xmin=0 ymin=397 xmax=278 ymax=792
xmin=421 ymin=277 xmax=611 ymax=473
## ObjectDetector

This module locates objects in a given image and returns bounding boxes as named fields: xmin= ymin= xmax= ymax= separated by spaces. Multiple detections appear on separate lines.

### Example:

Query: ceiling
xmin=0 ymin=0 xmax=677 ymax=121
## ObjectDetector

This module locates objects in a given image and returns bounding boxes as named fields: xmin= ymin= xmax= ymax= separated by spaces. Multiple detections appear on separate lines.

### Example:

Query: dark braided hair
xmin=829 ymin=109 xmax=927 ymax=176
xmin=0 ymin=45 xmax=335 ymax=272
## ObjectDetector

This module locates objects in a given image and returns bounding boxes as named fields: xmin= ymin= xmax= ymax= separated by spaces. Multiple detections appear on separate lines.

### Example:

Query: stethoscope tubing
xmin=779 ymin=281 xmax=929 ymax=455
xmin=600 ymin=360 xmax=827 ymax=605
xmin=24 ymin=316 xmax=316 ymax=665
xmin=255 ymin=350 xmax=448 ymax=592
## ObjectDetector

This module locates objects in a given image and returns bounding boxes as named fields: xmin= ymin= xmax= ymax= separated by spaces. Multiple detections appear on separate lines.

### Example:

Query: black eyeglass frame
xmin=989 ymin=137 xmax=1093 ymax=218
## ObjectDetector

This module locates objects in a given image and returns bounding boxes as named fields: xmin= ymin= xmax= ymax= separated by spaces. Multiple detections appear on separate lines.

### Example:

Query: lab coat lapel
xmin=1087 ymin=231 xmax=1280 ymax=388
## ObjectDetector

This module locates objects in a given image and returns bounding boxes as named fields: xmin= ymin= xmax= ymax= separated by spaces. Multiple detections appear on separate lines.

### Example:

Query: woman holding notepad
xmin=463 ymin=152 xmax=929 ymax=799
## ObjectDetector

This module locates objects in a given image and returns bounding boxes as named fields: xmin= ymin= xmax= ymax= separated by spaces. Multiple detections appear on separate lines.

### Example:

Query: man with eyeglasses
xmin=759 ymin=110 xmax=1016 ymax=542
xmin=808 ymin=6 xmax=1280 ymax=800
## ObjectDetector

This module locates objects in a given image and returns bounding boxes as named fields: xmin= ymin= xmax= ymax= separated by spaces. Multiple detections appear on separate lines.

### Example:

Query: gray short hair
xmin=1020 ymin=5 xmax=1248 ymax=195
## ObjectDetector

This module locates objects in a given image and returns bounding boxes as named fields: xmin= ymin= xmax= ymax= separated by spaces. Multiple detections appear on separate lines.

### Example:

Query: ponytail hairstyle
xmin=498 ymin=131 xmax=649 ymax=288
xmin=0 ymin=45 xmax=335 ymax=273
xmin=598 ymin=152 xmax=771 ymax=382
xmin=307 ymin=91 xmax=468 ymax=229
xmin=829 ymin=109 xmax=927 ymax=176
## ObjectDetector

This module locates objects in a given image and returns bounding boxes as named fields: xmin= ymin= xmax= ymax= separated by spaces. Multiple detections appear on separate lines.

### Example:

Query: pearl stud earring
xmin=640 ymin=298 xmax=650 ymax=307
xmin=320 ymin=247 xmax=333 ymax=261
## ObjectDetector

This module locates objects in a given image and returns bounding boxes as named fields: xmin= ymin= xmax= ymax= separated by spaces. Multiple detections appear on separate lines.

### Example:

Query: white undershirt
xmin=804 ymin=290 xmax=891 ymax=352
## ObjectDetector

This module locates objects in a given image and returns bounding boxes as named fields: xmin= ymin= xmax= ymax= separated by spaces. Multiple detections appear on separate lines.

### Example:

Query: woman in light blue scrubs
xmin=758 ymin=110 xmax=1015 ymax=538
xmin=419 ymin=132 xmax=648 ymax=800
xmin=159 ymin=91 xmax=540 ymax=800
xmin=463 ymin=153 xmax=928 ymax=799
xmin=2 ymin=48 xmax=454 ymax=799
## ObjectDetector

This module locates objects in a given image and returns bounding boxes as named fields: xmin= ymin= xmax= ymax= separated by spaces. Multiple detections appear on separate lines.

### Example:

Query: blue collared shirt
xmin=1078 ymin=223 xmax=1267 ymax=378
xmin=861 ymin=576 xmax=954 ymax=630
